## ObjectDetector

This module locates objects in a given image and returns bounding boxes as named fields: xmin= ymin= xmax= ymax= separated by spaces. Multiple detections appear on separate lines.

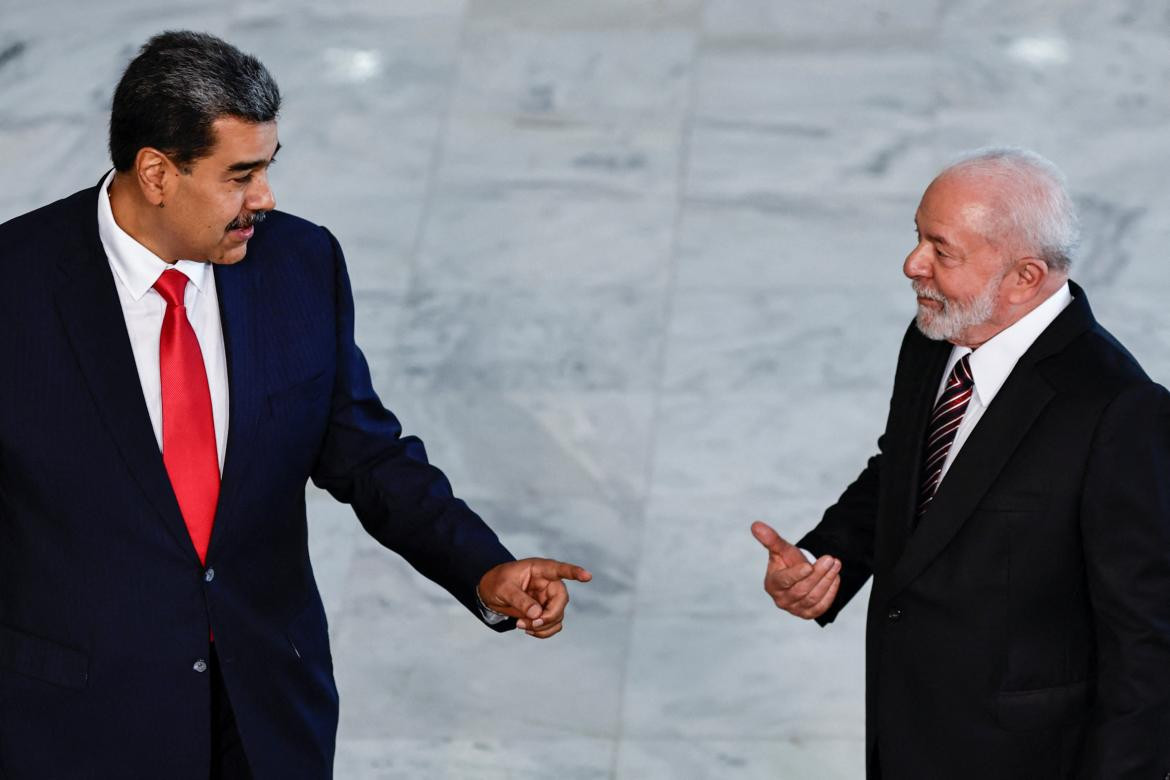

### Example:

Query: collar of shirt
xmin=938 ymin=281 xmax=1074 ymax=407
xmin=96 ymin=169 xmax=211 ymax=300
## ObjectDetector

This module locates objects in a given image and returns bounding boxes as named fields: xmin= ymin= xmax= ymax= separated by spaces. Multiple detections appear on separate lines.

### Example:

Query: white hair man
xmin=753 ymin=148 xmax=1170 ymax=778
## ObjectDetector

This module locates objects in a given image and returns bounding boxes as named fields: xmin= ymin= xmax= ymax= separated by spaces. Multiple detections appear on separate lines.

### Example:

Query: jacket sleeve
xmin=797 ymin=439 xmax=882 ymax=626
xmin=797 ymin=321 xmax=927 ymax=626
xmin=1078 ymin=381 xmax=1170 ymax=777
xmin=309 ymin=228 xmax=516 ymax=631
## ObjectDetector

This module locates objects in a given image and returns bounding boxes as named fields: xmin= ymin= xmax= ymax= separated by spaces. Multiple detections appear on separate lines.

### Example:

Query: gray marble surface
xmin=4 ymin=1 xmax=1170 ymax=777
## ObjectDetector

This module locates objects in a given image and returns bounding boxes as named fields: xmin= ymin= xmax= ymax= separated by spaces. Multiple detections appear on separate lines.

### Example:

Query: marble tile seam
xmin=394 ymin=6 xmax=473 ymax=342
xmin=605 ymin=25 xmax=704 ymax=775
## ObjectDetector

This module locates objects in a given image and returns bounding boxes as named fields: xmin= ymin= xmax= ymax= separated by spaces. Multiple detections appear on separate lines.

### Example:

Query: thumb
xmin=497 ymin=583 xmax=543 ymax=621
xmin=751 ymin=521 xmax=793 ymax=557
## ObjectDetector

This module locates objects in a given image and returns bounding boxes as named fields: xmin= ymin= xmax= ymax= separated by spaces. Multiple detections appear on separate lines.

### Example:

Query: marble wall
xmin=3 ymin=1 xmax=1168 ymax=777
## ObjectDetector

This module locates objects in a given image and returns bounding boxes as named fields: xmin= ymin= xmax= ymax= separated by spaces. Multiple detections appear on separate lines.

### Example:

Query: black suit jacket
xmin=800 ymin=284 xmax=1170 ymax=779
xmin=0 ymin=183 xmax=515 ymax=778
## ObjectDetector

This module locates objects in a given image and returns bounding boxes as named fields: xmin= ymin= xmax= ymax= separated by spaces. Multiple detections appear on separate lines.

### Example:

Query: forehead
xmin=916 ymin=173 xmax=998 ymax=235
xmin=205 ymin=117 xmax=279 ymax=161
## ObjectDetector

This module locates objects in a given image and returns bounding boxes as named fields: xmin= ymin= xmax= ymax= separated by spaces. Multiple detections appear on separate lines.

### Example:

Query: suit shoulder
xmin=1047 ymin=323 xmax=1159 ymax=399
xmin=247 ymin=210 xmax=335 ymax=256
xmin=0 ymin=188 xmax=94 ymax=249
xmin=0 ymin=187 xmax=96 ymax=281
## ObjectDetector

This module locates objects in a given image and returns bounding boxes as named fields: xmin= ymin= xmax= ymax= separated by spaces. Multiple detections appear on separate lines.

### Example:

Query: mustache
xmin=912 ymin=281 xmax=947 ymax=304
xmin=227 ymin=210 xmax=270 ymax=231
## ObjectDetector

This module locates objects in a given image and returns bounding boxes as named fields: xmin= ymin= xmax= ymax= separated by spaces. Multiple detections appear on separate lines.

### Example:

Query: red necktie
xmin=916 ymin=354 xmax=974 ymax=520
xmin=154 ymin=269 xmax=219 ymax=564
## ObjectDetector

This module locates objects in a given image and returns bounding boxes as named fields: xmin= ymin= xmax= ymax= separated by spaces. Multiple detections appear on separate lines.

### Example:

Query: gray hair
xmin=939 ymin=147 xmax=1079 ymax=272
xmin=109 ymin=31 xmax=281 ymax=172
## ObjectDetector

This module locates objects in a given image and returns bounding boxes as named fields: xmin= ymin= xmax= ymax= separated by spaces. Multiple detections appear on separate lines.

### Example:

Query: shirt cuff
xmin=476 ymin=587 xmax=511 ymax=625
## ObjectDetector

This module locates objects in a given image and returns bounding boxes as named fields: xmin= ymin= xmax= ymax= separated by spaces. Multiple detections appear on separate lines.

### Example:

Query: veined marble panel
xmin=933 ymin=26 xmax=1170 ymax=129
xmin=703 ymin=0 xmax=942 ymax=42
xmin=335 ymin=737 xmax=613 ymax=780
xmin=662 ymin=287 xmax=912 ymax=394
xmin=675 ymin=194 xmax=921 ymax=292
xmin=333 ymin=611 xmax=628 ymax=740
xmin=439 ymin=120 xmax=683 ymax=197
xmin=466 ymin=0 xmax=703 ymax=31
xmin=615 ymin=737 xmax=866 ymax=780
xmin=385 ymin=287 xmax=669 ymax=392
xmin=371 ymin=391 xmax=655 ymax=508
xmin=633 ymin=495 xmax=841 ymax=618
xmin=650 ymin=390 xmax=891 ymax=506
xmin=0 ymin=120 xmax=106 ymax=223
xmin=939 ymin=0 xmax=1163 ymax=33
xmin=452 ymin=26 xmax=696 ymax=125
xmin=695 ymin=48 xmax=938 ymax=128
xmin=414 ymin=186 xmax=675 ymax=291
xmin=620 ymin=611 xmax=866 ymax=740
xmin=686 ymin=118 xmax=938 ymax=204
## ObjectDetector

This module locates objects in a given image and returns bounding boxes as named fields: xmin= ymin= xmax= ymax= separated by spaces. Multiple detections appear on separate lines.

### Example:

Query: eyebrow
xmin=226 ymin=142 xmax=281 ymax=173
xmin=914 ymin=219 xmax=953 ymax=248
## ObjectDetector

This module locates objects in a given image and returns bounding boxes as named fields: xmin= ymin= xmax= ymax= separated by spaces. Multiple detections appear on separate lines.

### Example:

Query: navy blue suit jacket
xmin=0 ymin=182 xmax=515 ymax=778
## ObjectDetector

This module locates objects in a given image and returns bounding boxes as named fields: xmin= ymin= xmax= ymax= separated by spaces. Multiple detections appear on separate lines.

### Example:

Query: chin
xmin=211 ymin=246 xmax=251 ymax=265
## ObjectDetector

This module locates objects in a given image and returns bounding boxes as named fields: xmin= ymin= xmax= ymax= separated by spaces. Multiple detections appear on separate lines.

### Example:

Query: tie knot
xmin=154 ymin=269 xmax=189 ymax=307
xmin=950 ymin=354 xmax=974 ymax=390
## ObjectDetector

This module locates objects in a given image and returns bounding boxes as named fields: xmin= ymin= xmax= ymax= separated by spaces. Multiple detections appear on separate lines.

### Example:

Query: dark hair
xmin=108 ymin=31 xmax=281 ymax=172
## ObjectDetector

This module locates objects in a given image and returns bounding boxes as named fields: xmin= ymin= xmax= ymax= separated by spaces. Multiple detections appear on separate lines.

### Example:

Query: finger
xmin=796 ymin=560 xmax=841 ymax=609
xmin=537 ymin=580 xmax=570 ymax=624
xmin=804 ymin=572 xmax=841 ymax=619
xmin=765 ymin=561 xmax=813 ymax=592
xmin=498 ymin=583 xmax=543 ymax=620
xmin=750 ymin=521 xmax=793 ymax=558
xmin=533 ymin=559 xmax=592 ymax=583
xmin=786 ymin=556 xmax=838 ymax=600
xmin=526 ymin=621 xmax=564 ymax=639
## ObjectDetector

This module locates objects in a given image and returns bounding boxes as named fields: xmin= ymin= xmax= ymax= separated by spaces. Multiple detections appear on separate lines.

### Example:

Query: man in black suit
xmin=0 ymin=31 xmax=589 ymax=778
xmin=752 ymin=148 xmax=1170 ymax=778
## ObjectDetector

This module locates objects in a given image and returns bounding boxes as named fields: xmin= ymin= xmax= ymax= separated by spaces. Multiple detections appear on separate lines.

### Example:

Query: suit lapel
xmin=882 ymin=335 xmax=951 ymax=568
xmin=206 ymin=260 xmax=263 ymax=560
xmin=887 ymin=366 xmax=1054 ymax=596
xmin=885 ymin=285 xmax=1096 ymax=597
xmin=53 ymin=185 xmax=198 ymax=562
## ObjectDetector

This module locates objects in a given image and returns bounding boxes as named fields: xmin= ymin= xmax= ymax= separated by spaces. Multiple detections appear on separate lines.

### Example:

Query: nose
xmin=903 ymin=240 xmax=932 ymax=280
xmin=247 ymin=170 xmax=276 ymax=213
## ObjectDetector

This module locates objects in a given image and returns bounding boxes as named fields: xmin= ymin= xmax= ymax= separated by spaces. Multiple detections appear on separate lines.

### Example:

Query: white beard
xmin=913 ymin=276 xmax=999 ymax=342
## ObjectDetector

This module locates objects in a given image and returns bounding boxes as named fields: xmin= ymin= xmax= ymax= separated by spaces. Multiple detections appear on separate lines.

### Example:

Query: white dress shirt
xmin=799 ymin=282 xmax=1075 ymax=565
xmin=95 ymin=170 xmax=229 ymax=472
xmin=933 ymin=281 xmax=1073 ymax=483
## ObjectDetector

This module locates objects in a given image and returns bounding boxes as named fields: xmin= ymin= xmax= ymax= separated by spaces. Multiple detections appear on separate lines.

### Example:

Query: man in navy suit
xmin=0 ymin=31 xmax=589 ymax=778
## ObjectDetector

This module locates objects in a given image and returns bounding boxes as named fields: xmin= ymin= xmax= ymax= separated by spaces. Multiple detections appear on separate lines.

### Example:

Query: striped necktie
xmin=916 ymin=354 xmax=974 ymax=520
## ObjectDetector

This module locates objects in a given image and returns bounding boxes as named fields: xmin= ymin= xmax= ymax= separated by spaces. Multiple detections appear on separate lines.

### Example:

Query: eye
xmin=233 ymin=173 xmax=254 ymax=184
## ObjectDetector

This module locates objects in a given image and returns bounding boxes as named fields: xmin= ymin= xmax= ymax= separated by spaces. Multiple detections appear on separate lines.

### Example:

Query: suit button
xmin=193 ymin=659 xmax=208 ymax=673
xmin=204 ymin=568 xmax=215 ymax=583
xmin=887 ymin=608 xmax=902 ymax=623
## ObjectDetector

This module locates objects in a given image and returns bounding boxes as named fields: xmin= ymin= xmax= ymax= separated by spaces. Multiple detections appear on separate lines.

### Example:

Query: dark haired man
xmin=0 ymin=30 xmax=590 ymax=779
xmin=752 ymin=148 xmax=1170 ymax=777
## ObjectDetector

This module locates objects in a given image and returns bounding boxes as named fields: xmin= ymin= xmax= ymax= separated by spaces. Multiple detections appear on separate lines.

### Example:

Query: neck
xmin=952 ymin=275 xmax=1068 ymax=350
xmin=108 ymin=173 xmax=180 ymax=265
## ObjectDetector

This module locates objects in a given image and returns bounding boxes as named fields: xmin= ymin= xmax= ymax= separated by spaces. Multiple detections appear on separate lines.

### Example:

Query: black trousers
xmin=209 ymin=647 xmax=253 ymax=780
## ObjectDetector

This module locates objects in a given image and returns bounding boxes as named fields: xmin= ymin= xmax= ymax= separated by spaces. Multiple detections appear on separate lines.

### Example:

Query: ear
xmin=134 ymin=147 xmax=175 ymax=208
xmin=1004 ymin=256 xmax=1049 ymax=304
